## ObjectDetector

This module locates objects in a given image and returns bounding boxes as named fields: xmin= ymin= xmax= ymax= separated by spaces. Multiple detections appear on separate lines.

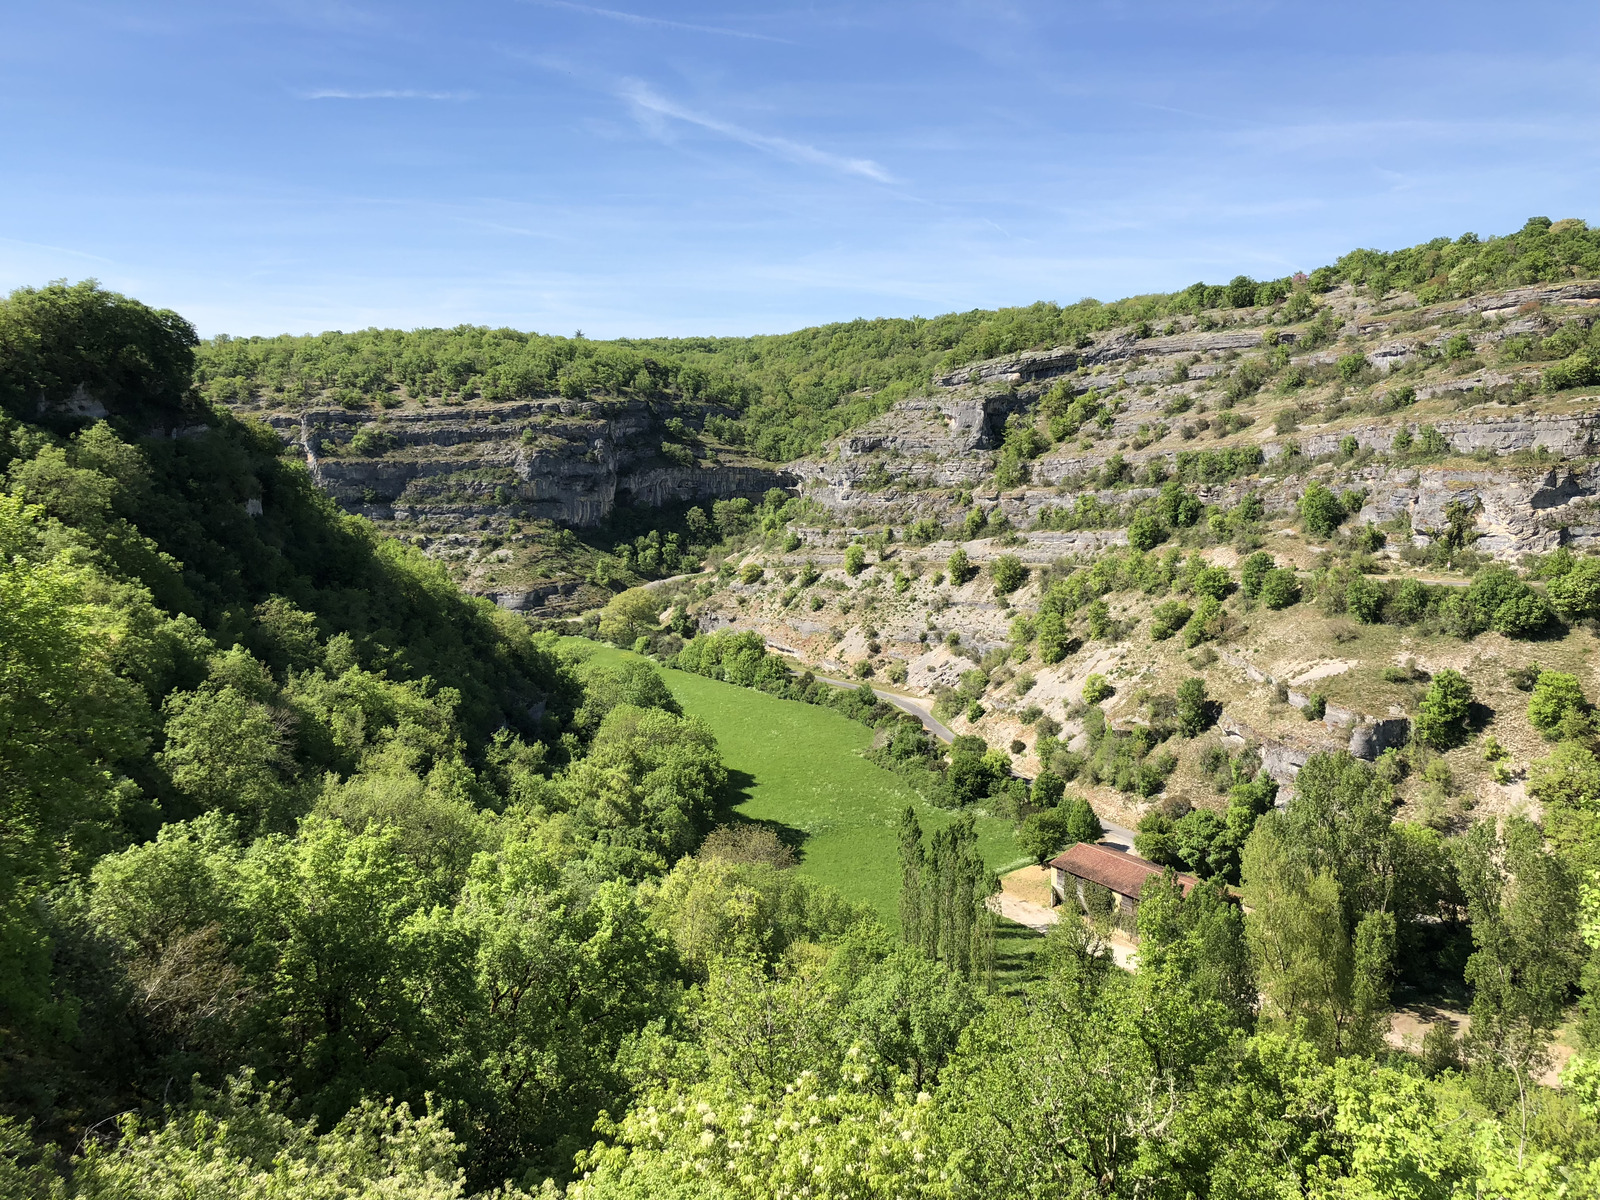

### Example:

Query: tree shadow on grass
xmin=710 ymin=766 xmax=809 ymax=862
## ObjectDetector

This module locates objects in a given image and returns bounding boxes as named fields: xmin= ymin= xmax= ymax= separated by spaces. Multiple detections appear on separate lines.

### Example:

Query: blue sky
xmin=3 ymin=1 xmax=1598 ymax=338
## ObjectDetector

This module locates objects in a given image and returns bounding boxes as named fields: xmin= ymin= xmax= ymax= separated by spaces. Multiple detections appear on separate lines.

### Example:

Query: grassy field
xmin=564 ymin=639 xmax=1031 ymax=924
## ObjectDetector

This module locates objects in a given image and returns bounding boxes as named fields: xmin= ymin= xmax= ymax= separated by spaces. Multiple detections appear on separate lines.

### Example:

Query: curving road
xmin=810 ymin=672 xmax=956 ymax=741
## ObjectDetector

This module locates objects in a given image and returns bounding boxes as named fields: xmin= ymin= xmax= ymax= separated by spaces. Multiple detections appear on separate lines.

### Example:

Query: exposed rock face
xmin=788 ymin=276 xmax=1600 ymax=562
xmin=269 ymin=400 xmax=794 ymax=529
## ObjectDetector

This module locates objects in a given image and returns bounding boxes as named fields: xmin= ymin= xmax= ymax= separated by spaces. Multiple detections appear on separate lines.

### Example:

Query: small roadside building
xmin=1046 ymin=842 xmax=1199 ymax=938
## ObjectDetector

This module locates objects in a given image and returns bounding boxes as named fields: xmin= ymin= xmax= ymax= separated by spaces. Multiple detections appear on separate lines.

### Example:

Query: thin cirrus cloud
xmin=618 ymin=80 xmax=895 ymax=184
xmin=299 ymin=88 xmax=475 ymax=101
xmin=527 ymin=0 xmax=792 ymax=44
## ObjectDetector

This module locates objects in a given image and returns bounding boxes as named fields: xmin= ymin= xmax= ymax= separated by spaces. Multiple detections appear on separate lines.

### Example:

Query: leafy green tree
xmin=1527 ymin=669 xmax=1589 ymax=738
xmin=160 ymin=681 xmax=296 ymax=830
xmin=1127 ymin=509 xmax=1167 ymax=551
xmin=1456 ymin=817 xmax=1581 ymax=1148
xmin=1182 ymin=595 xmax=1224 ymax=648
xmin=559 ymin=703 xmax=726 ymax=867
xmin=0 ymin=494 xmax=149 ymax=1029
xmin=1190 ymin=565 xmax=1231 ymax=600
xmin=64 ymin=1076 xmax=488 ymax=1200
xmin=1259 ymin=567 xmax=1301 ymax=609
xmin=643 ymin=854 xmax=867 ymax=975
xmin=596 ymin=586 xmax=662 ymax=644
xmin=1020 ymin=799 xmax=1101 ymax=863
xmin=1299 ymin=482 xmax=1346 ymax=538
xmin=898 ymin=806 xmax=924 ymax=948
xmin=1548 ymin=556 xmax=1600 ymax=620
xmin=1035 ymin=609 xmax=1070 ymax=663
xmin=1241 ymin=815 xmax=1392 ymax=1059
xmin=1176 ymin=677 xmax=1211 ymax=737
xmin=1415 ymin=668 xmax=1474 ymax=750
xmin=945 ymin=547 xmax=974 ymax=584
xmin=0 ymin=279 xmax=199 ymax=425
xmin=841 ymin=946 xmax=982 ymax=1093
xmin=1082 ymin=674 xmax=1113 ymax=704
xmin=989 ymin=553 xmax=1025 ymax=595
xmin=1239 ymin=551 xmax=1274 ymax=599
xmin=844 ymin=544 xmax=867 ymax=576
xmin=1030 ymin=770 xmax=1065 ymax=807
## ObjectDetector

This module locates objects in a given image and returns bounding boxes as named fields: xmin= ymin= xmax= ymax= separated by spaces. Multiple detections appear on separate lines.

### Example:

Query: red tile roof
xmin=1047 ymin=842 xmax=1199 ymax=899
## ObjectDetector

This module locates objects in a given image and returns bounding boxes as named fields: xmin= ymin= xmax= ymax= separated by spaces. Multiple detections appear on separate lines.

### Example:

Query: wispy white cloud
xmin=300 ymin=88 xmax=474 ymax=100
xmin=619 ymin=80 xmax=894 ymax=183
xmin=526 ymin=0 xmax=792 ymax=44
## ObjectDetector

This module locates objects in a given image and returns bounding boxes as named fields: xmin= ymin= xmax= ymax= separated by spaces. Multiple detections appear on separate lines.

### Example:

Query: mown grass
xmin=564 ymin=639 xmax=1031 ymax=926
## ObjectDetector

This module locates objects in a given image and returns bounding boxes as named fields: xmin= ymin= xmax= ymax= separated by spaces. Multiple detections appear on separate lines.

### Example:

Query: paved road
xmin=810 ymin=673 xmax=957 ymax=742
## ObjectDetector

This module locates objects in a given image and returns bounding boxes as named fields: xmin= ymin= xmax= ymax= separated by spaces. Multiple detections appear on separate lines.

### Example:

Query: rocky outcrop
xmin=261 ymin=399 xmax=795 ymax=530
xmin=1216 ymin=649 xmax=1411 ymax=789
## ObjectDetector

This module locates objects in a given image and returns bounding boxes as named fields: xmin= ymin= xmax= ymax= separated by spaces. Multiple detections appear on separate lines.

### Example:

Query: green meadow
xmin=564 ymin=639 xmax=1030 ymax=923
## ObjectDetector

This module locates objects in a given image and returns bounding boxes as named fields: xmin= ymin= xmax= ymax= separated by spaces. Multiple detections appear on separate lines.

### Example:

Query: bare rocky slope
xmin=672 ymin=276 xmax=1600 ymax=832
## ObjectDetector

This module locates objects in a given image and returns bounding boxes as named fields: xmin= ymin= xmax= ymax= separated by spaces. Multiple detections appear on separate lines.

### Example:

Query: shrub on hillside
xmin=1191 ymin=565 xmax=1233 ymax=600
xmin=1299 ymin=483 xmax=1346 ymax=539
xmin=1149 ymin=600 xmax=1193 ymax=642
xmin=991 ymin=554 xmax=1026 ymax=595
xmin=947 ymin=547 xmax=975 ymax=584
xmin=1528 ymin=670 xmax=1590 ymax=739
xmin=1240 ymin=551 xmax=1275 ymax=599
xmin=1415 ymin=669 xmax=1474 ymax=750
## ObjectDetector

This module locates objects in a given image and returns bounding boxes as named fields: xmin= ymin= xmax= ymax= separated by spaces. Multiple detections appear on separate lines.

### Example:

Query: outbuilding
xmin=1046 ymin=842 xmax=1199 ymax=938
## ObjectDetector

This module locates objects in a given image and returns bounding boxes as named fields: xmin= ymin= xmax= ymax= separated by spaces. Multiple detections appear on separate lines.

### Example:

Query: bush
xmin=1345 ymin=573 xmax=1385 ymax=623
xmin=1528 ymin=670 xmax=1589 ymax=738
xmin=1149 ymin=600 xmax=1193 ymax=641
xmin=947 ymin=547 xmax=975 ymax=584
xmin=1544 ymin=351 xmax=1600 ymax=392
xmin=1254 ymin=568 xmax=1300 ymax=610
xmin=1491 ymin=589 xmax=1556 ymax=637
xmin=991 ymin=554 xmax=1026 ymax=595
xmin=1299 ymin=482 xmax=1346 ymax=538
xmin=1336 ymin=352 xmax=1367 ymax=382
xmin=1082 ymin=674 xmax=1114 ymax=705
xmin=739 ymin=562 xmax=764 ymax=585
xmin=1240 ymin=551 xmax=1275 ymax=599
xmin=1415 ymin=668 xmax=1474 ymax=750
xmin=1548 ymin=557 xmax=1600 ymax=620
xmin=1036 ymin=610 xmax=1071 ymax=664
xmin=1191 ymin=565 xmax=1233 ymax=600
xmin=1127 ymin=510 xmax=1167 ymax=551
xmin=844 ymin=545 xmax=867 ymax=576
xmin=1176 ymin=677 xmax=1211 ymax=738
xmin=661 ymin=440 xmax=696 ymax=467
xmin=1461 ymin=565 xmax=1554 ymax=639
xmin=1182 ymin=596 xmax=1224 ymax=648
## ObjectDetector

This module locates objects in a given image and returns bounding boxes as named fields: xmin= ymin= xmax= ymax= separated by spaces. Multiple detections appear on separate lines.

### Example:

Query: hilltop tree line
xmin=187 ymin=216 xmax=1600 ymax=462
